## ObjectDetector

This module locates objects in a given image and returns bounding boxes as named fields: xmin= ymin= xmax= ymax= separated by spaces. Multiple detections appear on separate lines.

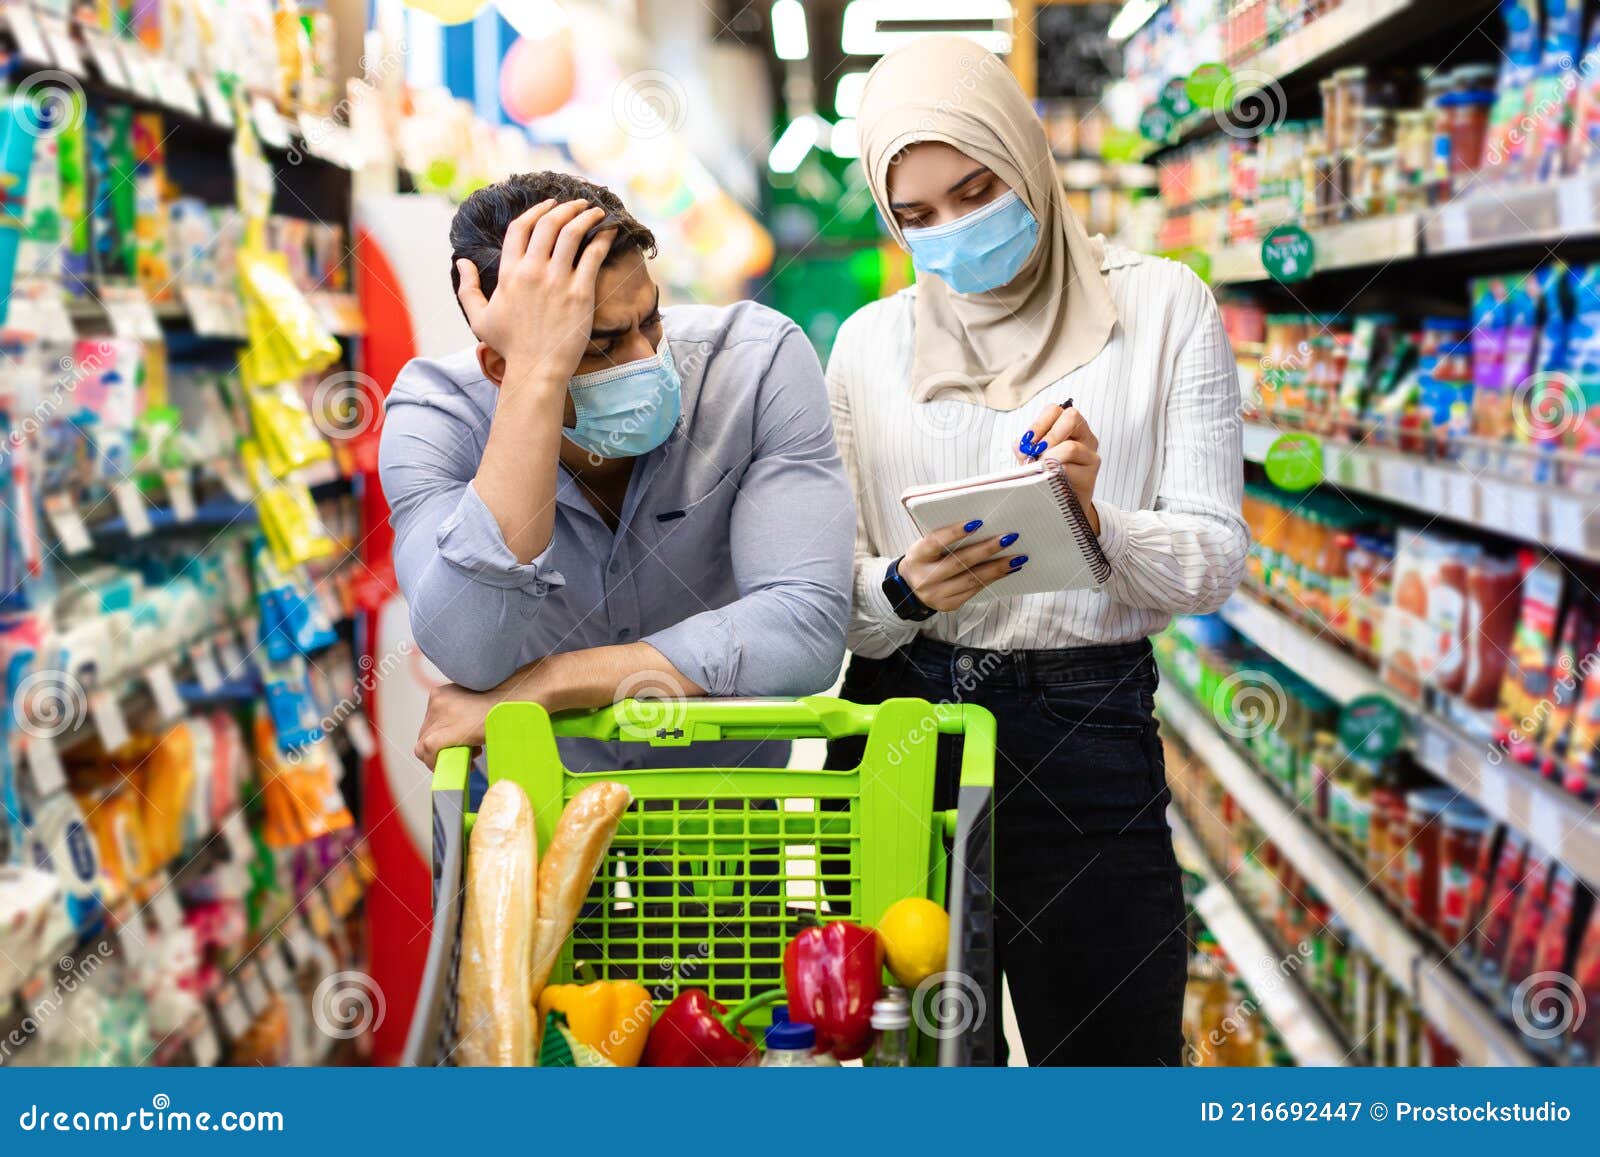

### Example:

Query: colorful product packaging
xmin=1496 ymin=555 xmax=1566 ymax=761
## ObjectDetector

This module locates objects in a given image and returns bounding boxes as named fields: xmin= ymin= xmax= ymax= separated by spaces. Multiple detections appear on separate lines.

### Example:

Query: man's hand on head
xmin=454 ymin=197 xmax=615 ymax=390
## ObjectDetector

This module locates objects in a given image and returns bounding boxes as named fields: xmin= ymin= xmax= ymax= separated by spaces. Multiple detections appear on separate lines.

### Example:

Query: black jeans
xmin=825 ymin=636 xmax=1187 ymax=1066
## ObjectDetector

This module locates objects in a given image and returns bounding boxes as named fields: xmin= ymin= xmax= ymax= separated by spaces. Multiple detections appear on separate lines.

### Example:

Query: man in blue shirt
xmin=379 ymin=172 xmax=854 ymax=770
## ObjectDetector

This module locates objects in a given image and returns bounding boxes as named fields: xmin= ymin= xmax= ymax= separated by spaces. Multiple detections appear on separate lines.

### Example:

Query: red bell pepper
xmin=783 ymin=920 xmax=883 ymax=1060
xmin=641 ymin=989 xmax=757 ymax=1067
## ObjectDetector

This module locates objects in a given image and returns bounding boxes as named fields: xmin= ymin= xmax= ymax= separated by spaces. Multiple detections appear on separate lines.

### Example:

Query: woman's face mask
xmin=565 ymin=341 xmax=682 ymax=459
xmin=902 ymin=189 xmax=1040 ymax=294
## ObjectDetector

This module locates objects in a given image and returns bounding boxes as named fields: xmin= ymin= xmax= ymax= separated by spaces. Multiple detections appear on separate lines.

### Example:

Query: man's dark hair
xmin=448 ymin=171 xmax=658 ymax=315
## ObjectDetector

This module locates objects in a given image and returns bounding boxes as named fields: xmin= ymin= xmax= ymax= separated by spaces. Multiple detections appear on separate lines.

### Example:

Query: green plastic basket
xmin=403 ymin=695 xmax=999 ymax=1066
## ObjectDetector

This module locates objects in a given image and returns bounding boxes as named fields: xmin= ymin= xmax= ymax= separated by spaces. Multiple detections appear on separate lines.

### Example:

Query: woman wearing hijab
xmin=825 ymin=37 xmax=1248 ymax=1065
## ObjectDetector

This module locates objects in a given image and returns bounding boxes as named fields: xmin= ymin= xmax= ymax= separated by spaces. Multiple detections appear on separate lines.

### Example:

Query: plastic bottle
xmin=760 ymin=1006 xmax=829 ymax=1067
xmin=865 ymin=987 xmax=912 ymax=1067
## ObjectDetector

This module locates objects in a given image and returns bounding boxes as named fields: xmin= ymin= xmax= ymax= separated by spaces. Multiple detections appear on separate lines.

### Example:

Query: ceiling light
xmin=830 ymin=118 xmax=859 ymax=158
xmin=771 ymin=0 xmax=810 ymax=60
xmin=834 ymin=71 xmax=868 ymax=118
xmin=1106 ymin=0 xmax=1162 ymax=42
xmin=840 ymin=0 xmax=1012 ymax=56
xmin=769 ymin=115 xmax=821 ymax=173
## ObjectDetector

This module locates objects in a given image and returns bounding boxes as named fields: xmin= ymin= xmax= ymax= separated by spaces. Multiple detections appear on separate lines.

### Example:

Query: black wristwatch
xmin=882 ymin=556 xmax=937 ymax=622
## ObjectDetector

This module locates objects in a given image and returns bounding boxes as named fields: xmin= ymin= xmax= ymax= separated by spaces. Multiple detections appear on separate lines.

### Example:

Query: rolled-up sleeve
xmin=379 ymin=365 xmax=560 ymax=691
xmin=643 ymin=326 xmax=853 ymax=696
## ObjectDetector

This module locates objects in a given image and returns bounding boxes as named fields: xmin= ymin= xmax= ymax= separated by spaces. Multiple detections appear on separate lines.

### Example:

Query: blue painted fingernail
xmin=1033 ymin=441 xmax=1047 ymax=454
xmin=964 ymin=519 xmax=983 ymax=533
xmin=999 ymin=532 xmax=1019 ymax=547
xmin=1019 ymin=431 xmax=1034 ymax=448
xmin=1009 ymin=555 xmax=1029 ymax=568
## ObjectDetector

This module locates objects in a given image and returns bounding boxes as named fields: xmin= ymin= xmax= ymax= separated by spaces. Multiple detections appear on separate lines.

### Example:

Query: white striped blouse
xmin=827 ymin=242 xmax=1250 ymax=658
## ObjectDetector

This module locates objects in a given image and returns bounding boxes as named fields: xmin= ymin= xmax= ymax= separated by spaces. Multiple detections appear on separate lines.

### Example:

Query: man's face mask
xmin=565 ymin=340 xmax=682 ymax=459
xmin=901 ymin=189 xmax=1039 ymax=294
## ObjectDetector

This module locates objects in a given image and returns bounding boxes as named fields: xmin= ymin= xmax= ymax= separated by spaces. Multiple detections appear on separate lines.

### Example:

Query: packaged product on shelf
xmin=1483 ymin=0 xmax=1544 ymax=181
xmin=1531 ymin=0 xmax=1585 ymax=182
xmin=1556 ymin=650 xmax=1600 ymax=799
xmin=1495 ymin=556 xmax=1566 ymax=759
xmin=1437 ymin=801 xmax=1492 ymax=947
xmin=1533 ymin=597 xmax=1598 ymax=776
xmin=1469 ymin=277 xmax=1512 ymax=441
xmin=1567 ymin=905 xmax=1600 ymax=1061
xmin=1382 ymin=530 xmax=1477 ymax=698
xmin=1460 ymin=555 xmax=1522 ymax=708
xmin=1496 ymin=854 xmax=1556 ymax=995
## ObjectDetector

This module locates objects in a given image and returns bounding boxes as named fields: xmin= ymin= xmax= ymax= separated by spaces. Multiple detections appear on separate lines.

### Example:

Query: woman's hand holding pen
xmin=1014 ymin=398 xmax=1102 ymax=536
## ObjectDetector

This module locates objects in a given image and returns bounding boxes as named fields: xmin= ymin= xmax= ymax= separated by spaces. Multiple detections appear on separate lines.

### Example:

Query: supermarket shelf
xmin=1220 ymin=589 xmax=1600 ymax=891
xmin=1241 ymin=421 xmax=1600 ymax=562
xmin=1424 ymin=170 xmax=1597 ymax=256
xmin=1158 ymin=687 xmax=1541 ymax=1065
xmin=1218 ymin=593 xmax=1386 ymax=705
xmin=1211 ymin=213 xmax=1420 ymax=285
xmin=1143 ymin=0 xmax=1435 ymax=158
xmin=1169 ymin=806 xmax=1351 ymax=1066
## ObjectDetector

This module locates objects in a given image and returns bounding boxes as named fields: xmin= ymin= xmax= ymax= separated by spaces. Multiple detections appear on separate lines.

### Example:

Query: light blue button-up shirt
xmin=378 ymin=301 xmax=855 ymax=770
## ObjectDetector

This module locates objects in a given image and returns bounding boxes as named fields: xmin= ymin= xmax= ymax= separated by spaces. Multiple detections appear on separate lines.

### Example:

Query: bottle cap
xmin=870 ymin=994 xmax=911 ymax=1031
xmin=764 ymin=1005 xmax=816 ymax=1050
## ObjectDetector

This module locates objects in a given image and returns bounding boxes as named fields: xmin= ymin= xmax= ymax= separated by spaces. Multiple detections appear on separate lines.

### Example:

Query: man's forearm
xmin=472 ymin=368 xmax=568 ymax=563
xmin=502 ymin=642 xmax=706 ymax=713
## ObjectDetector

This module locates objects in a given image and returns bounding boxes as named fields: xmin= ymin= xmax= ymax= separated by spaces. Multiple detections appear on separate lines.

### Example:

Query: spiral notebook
xmin=900 ymin=460 xmax=1110 ymax=602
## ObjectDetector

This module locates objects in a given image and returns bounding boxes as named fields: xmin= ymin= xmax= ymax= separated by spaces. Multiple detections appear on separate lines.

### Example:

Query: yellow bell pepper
xmin=536 ymin=980 xmax=654 ymax=1066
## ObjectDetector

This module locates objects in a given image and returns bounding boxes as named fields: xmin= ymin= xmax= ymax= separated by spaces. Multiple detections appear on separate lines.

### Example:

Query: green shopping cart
xmin=402 ymin=695 xmax=999 ymax=1066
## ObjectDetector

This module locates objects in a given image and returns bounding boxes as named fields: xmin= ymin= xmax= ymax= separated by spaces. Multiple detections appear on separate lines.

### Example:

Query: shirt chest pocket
xmin=648 ymin=470 xmax=740 ymax=557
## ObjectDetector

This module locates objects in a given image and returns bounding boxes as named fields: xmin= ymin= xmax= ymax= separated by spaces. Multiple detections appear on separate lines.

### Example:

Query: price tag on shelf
xmin=1476 ymin=480 xmax=1516 ymax=530
xmin=1436 ymin=203 xmax=1470 ymax=250
xmin=79 ymin=28 xmax=130 ymax=89
xmin=36 ymin=16 xmax=86 ymax=77
xmin=6 ymin=280 xmax=77 ymax=343
xmin=197 ymin=73 xmax=233 ymax=126
xmin=1558 ymin=173 xmax=1598 ymax=233
xmin=4 ymin=6 xmax=51 ymax=64
xmin=1528 ymin=792 xmax=1568 ymax=858
xmin=101 ymin=285 xmax=162 ymax=341
xmin=144 ymin=661 xmax=186 ymax=722
xmin=43 ymin=494 xmax=93 ymax=554
xmin=161 ymin=468 xmax=197 ymax=522
xmin=188 ymin=641 xmax=224 ymax=693
xmin=1417 ymin=465 xmax=1447 ymax=515
xmin=262 ymin=945 xmax=294 ymax=993
xmin=149 ymin=886 xmax=183 ymax=932
xmin=119 ymin=43 xmax=163 ymax=103
xmin=1545 ymin=492 xmax=1592 ymax=556
xmin=113 ymin=480 xmax=153 ymax=538
xmin=1478 ymin=761 xmax=1510 ymax=819
xmin=1416 ymin=720 xmax=1453 ymax=772
xmin=217 ymin=632 xmax=247 ymax=677
xmin=249 ymin=94 xmax=292 ymax=149
xmin=24 ymin=733 xmax=68 ymax=796
xmin=1443 ymin=470 xmax=1478 ymax=522
xmin=214 ymin=458 xmax=255 ymax=503
xmin=282 ymin=913 xmax=316 ymax=966
xmin=344 ymin=711 xmax=377 ymax=758
xmin=190 ymin=1016 xmax=221 ymax=1067
xmin=217 ymin=985 xmax=250 ymax=1039
xmin=152 ymin=57 xmax=202 ymax=116
xmin=89 ymin=687 xmax=132 ymax=752
xmin=240 ymin=962 xmax=271 ymax=1015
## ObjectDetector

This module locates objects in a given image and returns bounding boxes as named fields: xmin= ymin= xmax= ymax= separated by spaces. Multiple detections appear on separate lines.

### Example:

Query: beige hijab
xmin=856 ymin=36 xmax=1118 ymax=411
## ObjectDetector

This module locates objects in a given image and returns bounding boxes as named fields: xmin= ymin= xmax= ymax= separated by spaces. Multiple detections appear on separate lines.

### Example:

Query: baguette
xmin=456 ymin=779 xmax=538 ymax=1066
xmin=529 ymin=781 xmax=632 ymax=998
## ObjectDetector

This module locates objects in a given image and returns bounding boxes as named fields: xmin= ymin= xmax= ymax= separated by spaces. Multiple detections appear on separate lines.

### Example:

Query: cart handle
xmin=430 ymin=696 xmax=996 ymax=795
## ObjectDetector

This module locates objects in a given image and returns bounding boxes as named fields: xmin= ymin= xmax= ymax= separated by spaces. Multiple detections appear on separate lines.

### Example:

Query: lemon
xmin=876 ymin=898 xmax=950 ymax=988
